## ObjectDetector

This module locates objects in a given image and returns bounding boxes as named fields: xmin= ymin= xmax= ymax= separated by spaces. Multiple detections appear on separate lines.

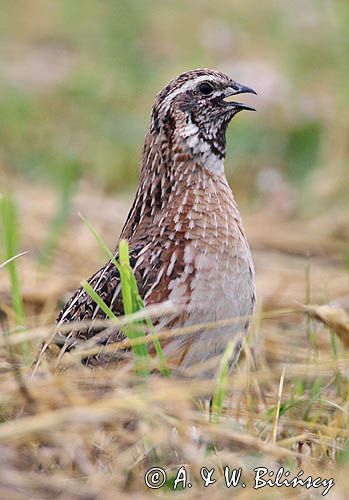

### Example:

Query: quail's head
xmin=150 ymin=69 xmax=257 ymax=163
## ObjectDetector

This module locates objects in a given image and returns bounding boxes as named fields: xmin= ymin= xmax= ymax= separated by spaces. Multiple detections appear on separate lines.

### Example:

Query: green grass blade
xmin=119 ymin=241 xmax=169 ymax=376
xmin=145 ymin=316 xmax=170 ymax=377
xmin=0 ymin=193 xmax=29 ymax=360
xmin=79 ymin=214 xmax=169 ymax=377
xmin=82 ymin=280 xmax=150 ymax=376
xmin=79 ymin=213 xmax=119 ymax=269
xmin=211 ymin=341 xmax=234 ymax=423
xmin=81 ymin=280 xmax=119 ymax=320
xmin=81 ymin=256 xmax=151 ymax=376
xmin=118 ymin=240 xmax=150 ymax=376
xmin=118 ymin=240 xmax=133 ymax=316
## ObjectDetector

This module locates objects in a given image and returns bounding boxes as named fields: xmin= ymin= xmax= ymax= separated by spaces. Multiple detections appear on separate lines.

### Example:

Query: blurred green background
xmin=0 ymin=0 xmax=348 ymax=207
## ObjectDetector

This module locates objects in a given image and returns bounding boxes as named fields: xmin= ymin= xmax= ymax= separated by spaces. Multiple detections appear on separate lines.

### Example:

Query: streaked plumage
xmin=54 ymin=69 xmax=257 ymax=376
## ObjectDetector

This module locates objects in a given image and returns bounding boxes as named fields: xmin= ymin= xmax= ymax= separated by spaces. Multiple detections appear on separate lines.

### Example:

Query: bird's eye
xmin=198 ymin=82 xmax=214 ymax=96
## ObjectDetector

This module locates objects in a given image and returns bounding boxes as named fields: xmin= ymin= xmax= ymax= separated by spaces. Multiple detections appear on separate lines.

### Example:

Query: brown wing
xmin=55 ymin=247 xmax=142 ymax=349
xmin=52 ymin=217 xmax=193 ymax=368
xmin=54 ymin=240 xmax=180 ymax=346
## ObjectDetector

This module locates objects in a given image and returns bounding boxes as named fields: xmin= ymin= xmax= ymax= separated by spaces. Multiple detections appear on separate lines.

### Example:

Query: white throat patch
xmin=179 ymin=115 xmax=224 ymax=175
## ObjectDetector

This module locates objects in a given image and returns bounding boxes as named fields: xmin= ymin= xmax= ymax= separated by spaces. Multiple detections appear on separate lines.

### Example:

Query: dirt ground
xmin=0 ymin=175 xmax=349 ymax=499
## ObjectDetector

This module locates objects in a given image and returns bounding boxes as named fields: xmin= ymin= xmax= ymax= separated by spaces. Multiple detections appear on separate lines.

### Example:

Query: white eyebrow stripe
xmin=160 ymin=74 xmax=222 ymax=113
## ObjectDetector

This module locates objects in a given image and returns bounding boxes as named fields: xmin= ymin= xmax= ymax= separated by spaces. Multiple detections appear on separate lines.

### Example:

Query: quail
xmin=54 ymin=69 xmax=257 ymax=376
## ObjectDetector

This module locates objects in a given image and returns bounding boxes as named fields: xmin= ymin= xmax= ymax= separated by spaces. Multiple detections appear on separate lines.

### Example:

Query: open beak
xmin=221 ymin=81 xmax=257 ymax=112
